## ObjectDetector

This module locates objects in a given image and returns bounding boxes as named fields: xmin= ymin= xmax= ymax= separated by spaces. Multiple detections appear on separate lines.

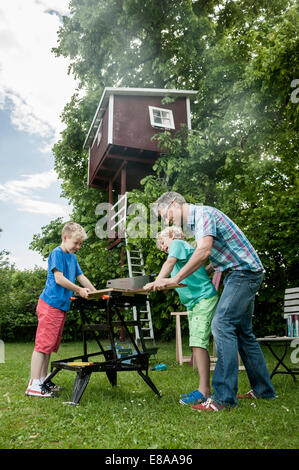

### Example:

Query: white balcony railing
xmin=110 ymin=193 xmax=127 ymax=237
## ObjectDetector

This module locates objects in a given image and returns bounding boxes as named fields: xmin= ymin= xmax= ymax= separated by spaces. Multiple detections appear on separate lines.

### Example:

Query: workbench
xmin=46 ymin=288 xmax=161 ymax=405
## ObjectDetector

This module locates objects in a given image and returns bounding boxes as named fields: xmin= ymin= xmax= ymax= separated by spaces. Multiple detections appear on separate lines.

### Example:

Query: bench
xmin=257 ymin=287 xmax=299 ymax=381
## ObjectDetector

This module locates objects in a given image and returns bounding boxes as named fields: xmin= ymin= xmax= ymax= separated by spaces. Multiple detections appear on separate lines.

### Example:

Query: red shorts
xmin=35 ymin=298 xmax=66 ymax=354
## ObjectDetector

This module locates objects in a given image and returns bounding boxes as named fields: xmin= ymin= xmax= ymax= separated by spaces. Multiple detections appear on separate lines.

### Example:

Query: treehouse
xmin=83 ymin=87 xmax=197 ymax=198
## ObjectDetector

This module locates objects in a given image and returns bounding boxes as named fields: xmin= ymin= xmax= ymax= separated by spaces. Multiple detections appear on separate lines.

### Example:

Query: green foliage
xmin=0 ymin=262 xmax=47 ymax=341
xmin=0 ymin=249 xmax=15 ymax=338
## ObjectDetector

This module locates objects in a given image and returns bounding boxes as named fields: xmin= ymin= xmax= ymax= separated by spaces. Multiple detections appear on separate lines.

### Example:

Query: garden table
xmin=257 ymin=336 xmax=299 ymax=382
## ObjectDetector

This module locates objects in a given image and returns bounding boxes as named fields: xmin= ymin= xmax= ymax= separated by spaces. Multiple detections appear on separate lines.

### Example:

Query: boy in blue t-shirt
xmin=144 ymin=226 xmax=218 ymax=405
xmin=26 ymin=222 xmax=96 ymax=398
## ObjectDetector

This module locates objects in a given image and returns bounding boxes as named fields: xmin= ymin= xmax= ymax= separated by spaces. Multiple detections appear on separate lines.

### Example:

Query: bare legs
xmin=30 ymin=350 xmax=51 ymax=380
xmin=192 ymin=346 xmax=211 ymax=398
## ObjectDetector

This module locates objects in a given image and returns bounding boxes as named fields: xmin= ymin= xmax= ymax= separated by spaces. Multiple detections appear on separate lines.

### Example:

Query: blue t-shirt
xmin=40 ymin=246 xmax=83 ymax=311
xmin=168 ymin=240 xmax=217 ymax=310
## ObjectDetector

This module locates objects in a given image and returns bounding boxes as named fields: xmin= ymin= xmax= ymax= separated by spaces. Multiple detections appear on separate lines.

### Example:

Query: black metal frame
xmin=47 ymin=293 xmax=161 ymax=405
xmin=258 ymin=337 xmax=299 ymax=382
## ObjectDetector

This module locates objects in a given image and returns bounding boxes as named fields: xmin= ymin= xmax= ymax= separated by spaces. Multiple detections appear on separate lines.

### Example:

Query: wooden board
xmin=79 ymin=284 xmax=187 ymax=300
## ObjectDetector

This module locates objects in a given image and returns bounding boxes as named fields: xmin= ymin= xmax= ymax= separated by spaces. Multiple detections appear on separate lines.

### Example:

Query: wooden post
xmin=108 ymin=178 xmax=113 ymax=204
xmin=119 ymin=165 xmax=127 ymax=342
xmin=108 ymin=178 xmax=113 ymax=238
xmin=121 ymin=162 xmax=127 ymax=195
xmin=119 ymin=246 xmax=126 ymax=342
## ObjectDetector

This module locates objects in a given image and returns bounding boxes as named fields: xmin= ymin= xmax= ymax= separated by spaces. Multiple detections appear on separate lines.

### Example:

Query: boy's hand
xmin=143 ymin=282 xmax=155 ymax=291
xmin=78 ymin=287 xmax=90 ymax=299
xmin=144 ymin=278 xmax=178 ymax=291
xmin=151 ymin=278 xmax=178 ymax=290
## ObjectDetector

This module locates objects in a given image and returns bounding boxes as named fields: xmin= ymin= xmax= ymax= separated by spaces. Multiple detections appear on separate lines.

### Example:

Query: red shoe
xmin=191 ymin=398 xmax=227 ymax=412
xmin=237 ymin=389 xmax=258 ymax=399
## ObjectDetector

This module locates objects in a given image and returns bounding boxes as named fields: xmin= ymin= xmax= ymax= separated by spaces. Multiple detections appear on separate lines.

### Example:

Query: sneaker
xmin=237 ymin=389 xmax=259 ymax=399
xmin=179 ymin=390 xmax=208 ymax=405
xmin=25 ymin=380 xmax=55 ymax=398
xmin=180 ymin=389 xmax=199 ymax=398
xmin=191 ymin=397 xmax=227 ymax=412
xmin=43 ymin=380 xmax=63 ymax=392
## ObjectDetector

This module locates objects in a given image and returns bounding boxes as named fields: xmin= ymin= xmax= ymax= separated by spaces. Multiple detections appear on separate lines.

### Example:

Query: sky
xmin=0 ymin=0 xmax=79 ymax=269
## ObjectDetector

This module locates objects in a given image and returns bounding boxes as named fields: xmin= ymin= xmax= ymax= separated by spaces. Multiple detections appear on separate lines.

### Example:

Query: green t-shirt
xmin=168 ymin=239 xmax=217 ymax=310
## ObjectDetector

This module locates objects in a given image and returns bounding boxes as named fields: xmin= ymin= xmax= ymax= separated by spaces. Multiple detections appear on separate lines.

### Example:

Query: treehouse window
xmin=148 ymin=106 xmax=175 ymax=130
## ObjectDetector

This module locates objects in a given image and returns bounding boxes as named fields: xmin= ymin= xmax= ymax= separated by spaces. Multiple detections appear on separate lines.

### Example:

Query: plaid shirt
xmin=187 ymin=205 xmax=263 ymax=273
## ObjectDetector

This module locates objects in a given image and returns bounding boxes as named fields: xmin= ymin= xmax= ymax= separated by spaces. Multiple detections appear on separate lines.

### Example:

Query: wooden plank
xmin=284 ymin=300 xmax=299 ymax=306
xmin=85 ymin=288 xmax=148 ymax=299
xmin=285 ymin=288 xmax=299 ymax=293
xmin=284 ymin=306 xmax=299 ymax=313
xmin=83 ymin=284 xmax=187 ymax=300
xmin=284 ymin=293 xmax=299 ymax=300
xmin=108 ymin=153 xmax=156 ymax=164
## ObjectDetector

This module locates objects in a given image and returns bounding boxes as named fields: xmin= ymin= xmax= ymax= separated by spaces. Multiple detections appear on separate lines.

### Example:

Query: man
xmin=150 ymin=192 xmax=276 ymax=412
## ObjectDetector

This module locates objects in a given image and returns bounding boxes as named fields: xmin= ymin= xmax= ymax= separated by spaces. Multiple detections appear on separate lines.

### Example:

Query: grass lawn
xmin=0 ymin=338 xmax=298 ymax=449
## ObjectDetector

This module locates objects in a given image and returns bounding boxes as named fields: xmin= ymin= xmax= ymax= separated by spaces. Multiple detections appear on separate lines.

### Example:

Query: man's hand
xmin=78 ymin=287 xmax=90 ymax=299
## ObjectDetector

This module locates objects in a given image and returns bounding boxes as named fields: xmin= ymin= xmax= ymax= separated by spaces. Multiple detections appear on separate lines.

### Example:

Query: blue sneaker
xmin=180 ymin=389 xmax=199 ymax=398
xmin=179 ymin=390 xmax=208 ymax=405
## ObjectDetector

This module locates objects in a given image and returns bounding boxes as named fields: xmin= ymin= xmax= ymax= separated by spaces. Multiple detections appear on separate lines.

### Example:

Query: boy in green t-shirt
xmin=144 ymin=226 xmax=218 ymax=405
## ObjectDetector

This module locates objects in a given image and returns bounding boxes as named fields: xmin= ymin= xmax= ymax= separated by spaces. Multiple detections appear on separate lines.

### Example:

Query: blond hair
xmin=62 ymin=222 xmax=87 ymax=241
xmin=156 ymin=226 xmax=186 ymax=250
